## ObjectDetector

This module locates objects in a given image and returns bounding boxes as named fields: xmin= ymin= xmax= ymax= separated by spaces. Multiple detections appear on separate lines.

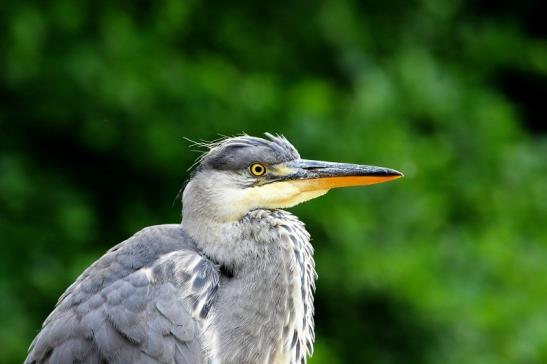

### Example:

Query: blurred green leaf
xmin=1 ymin=0 xmax=546 ymax=363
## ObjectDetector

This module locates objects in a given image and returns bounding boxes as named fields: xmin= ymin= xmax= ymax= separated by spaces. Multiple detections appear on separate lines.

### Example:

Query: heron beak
xmin=276 ymin=159 xmax=403 ymax=192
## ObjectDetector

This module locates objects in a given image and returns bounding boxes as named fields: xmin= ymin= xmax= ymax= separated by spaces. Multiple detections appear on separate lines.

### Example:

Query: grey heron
xmin=26 ymin=133 xmax=402 ymax=364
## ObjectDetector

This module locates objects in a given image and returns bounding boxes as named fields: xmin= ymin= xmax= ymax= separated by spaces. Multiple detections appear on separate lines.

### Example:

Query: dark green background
xmin=1 ymin=0 xmax=547 ymax=363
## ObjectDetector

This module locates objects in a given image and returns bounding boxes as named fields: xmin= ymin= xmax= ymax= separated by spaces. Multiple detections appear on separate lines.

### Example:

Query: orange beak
xmin=271 ymin=159 xmax=403 ymax=192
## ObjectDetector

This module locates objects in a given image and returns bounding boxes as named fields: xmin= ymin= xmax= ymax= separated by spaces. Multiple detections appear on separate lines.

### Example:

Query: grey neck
xmin=182 ymin=207 xmax=316 ymax=364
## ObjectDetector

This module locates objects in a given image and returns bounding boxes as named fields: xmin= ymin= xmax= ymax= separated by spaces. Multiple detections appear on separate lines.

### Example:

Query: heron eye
xmin=250 ymin=163 xmax=266 ymax=176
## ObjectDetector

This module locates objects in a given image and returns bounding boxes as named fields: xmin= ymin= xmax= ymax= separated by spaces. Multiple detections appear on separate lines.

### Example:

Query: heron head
xmin=182 ymin=133 xmax=403 ymax=222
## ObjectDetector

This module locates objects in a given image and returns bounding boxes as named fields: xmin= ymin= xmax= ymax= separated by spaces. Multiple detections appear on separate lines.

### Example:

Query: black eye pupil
xmin=252 ymin=164 xmax=264 ymax=175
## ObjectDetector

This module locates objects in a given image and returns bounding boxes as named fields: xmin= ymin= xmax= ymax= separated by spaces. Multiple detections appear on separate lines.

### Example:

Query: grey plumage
xmin=198 ymin=134 xmax=300 ymax=172
xmin=26 ymin=133 xmax=402 ymax=364
xmin=27 ymin=225 xmax=218 ymax=363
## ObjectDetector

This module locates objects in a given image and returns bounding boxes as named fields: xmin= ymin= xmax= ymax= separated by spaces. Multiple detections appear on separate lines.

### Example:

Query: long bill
xmin=277 ymin=159 xmax=403 ymax=192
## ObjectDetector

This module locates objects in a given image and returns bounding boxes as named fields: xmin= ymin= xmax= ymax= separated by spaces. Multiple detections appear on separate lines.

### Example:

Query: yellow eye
xmin=250 ymin=163 xmax=266 ymax=176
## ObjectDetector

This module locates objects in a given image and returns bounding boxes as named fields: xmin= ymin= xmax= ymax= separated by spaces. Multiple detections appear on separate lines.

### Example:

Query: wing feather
xmin=26 ymin=224 xmax=219 ymax=364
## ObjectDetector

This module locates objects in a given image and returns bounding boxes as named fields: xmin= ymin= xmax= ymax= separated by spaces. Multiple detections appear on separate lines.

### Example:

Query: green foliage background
xmin=1 ymin=0 xmax=546 ymax=363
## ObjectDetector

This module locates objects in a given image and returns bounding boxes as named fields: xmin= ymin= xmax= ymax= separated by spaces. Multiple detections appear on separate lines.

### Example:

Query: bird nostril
xmin=302 ymin=166 xmax=324 ymax=171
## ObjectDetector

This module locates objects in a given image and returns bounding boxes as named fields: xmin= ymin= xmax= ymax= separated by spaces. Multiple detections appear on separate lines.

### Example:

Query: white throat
xmin=182 ymin=173 xmax=329 ymax=223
